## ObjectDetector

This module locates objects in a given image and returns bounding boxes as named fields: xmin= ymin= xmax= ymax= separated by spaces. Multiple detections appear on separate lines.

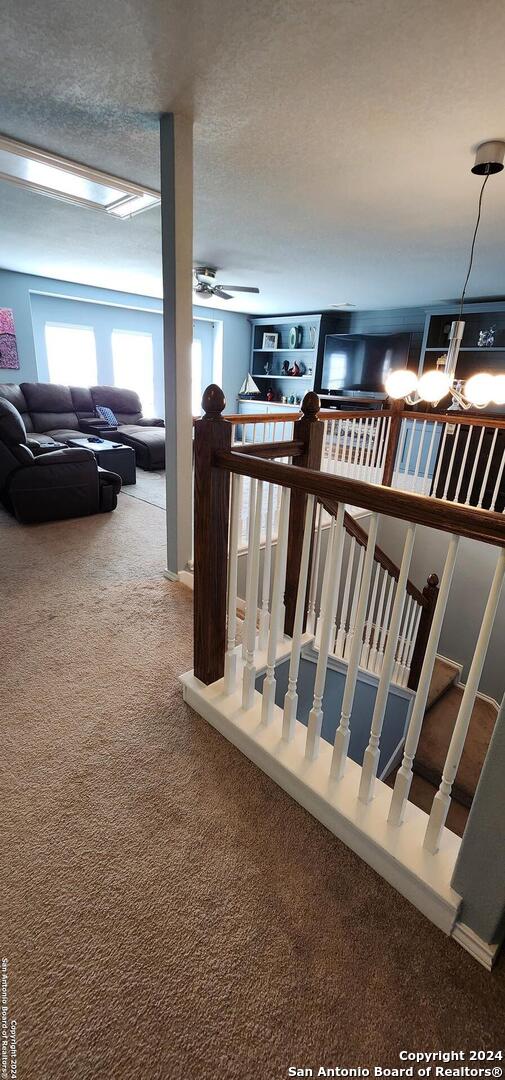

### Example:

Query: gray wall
xmin=0 ymin=268 xmax=251 ymax=413
xmin=374 ymin=516 xmax=505 ymax=702
xmin=452 ymin=695 xmax=505 ymax=946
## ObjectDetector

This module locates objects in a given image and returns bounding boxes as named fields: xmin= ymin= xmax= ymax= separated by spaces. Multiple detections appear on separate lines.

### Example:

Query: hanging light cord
xmin=458 ymin=172 xmax=490 ymax=322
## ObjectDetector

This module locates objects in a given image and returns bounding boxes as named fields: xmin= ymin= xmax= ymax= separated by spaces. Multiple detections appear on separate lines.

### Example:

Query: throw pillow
xmin=95 ymin=405 xmax=118 ymax=427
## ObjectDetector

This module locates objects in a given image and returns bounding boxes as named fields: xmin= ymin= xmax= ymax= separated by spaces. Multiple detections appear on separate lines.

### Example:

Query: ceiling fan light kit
xmin=385 ymin=139 xmax=505 ymax=409
xmin=193 ymin=266 xmax=259 ymax=301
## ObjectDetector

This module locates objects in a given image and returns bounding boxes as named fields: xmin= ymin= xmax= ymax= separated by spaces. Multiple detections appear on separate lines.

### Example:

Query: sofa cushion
xmin=0 ymin=384 xmax=34 ymax=431
xmin=44 ymin=429 xmax=91 ymax=442
xmin=0 ymin=398 xmax=27 ymax=445
xmin=115 ymin=425 xmax=165 ymax=469
xmin=70 ymin=386 xmax=95 ymax=418
xmin=21 ymin=382 xmax=80 ymax=434
xmin=90 ymin=386 xmax=142 ymax=425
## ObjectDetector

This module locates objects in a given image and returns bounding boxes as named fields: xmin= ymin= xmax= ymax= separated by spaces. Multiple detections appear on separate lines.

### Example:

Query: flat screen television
xmin=317 ymin=332 xmax=411 ymax=396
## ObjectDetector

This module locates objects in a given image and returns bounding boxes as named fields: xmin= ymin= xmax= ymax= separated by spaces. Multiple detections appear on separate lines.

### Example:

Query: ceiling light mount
xmin=471 ymin=139 xmax=505 ymax=176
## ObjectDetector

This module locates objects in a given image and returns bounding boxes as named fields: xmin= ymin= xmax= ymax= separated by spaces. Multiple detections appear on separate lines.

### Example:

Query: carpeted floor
xmin=1 ymin=490 xmax=504 ymax=1080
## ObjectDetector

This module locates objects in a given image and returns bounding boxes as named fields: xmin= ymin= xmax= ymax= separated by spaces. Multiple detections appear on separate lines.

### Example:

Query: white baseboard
xmin=178 ymin=570 xmax=194 ymax=590
xmin=164 ymin=569 xmax=179 ymax=582
xmin=451 ymin=922 xmax=500 ymax=970
xmin=180 ymin=666 xmax=462 ymax=936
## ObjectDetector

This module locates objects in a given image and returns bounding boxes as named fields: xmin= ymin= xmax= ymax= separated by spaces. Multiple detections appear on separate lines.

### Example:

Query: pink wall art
xmin=0 ymin=308 xmax=20 ymax=370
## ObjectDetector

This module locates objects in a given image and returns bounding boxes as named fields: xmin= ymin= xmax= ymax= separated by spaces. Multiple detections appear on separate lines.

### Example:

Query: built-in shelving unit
xmin=242 ymin=312 xmax=347 ymax=411
xmin=420 ymin=302 xmax=505 ymax=416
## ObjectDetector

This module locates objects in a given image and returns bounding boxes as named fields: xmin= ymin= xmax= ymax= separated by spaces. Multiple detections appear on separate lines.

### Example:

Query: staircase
xmin=385 ymin=657 xmax=498 ymax=837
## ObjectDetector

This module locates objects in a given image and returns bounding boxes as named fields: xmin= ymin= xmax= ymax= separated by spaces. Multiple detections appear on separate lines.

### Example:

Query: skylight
xmin=0 ymin=135 xmax=160 ymax=219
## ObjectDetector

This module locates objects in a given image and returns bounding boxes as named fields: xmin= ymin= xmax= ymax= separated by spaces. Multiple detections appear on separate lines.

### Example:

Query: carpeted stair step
xmin=426 ymin=657 xmax=460 ymax=710
xmin=414 ymin=686 xmax=497 ymax=807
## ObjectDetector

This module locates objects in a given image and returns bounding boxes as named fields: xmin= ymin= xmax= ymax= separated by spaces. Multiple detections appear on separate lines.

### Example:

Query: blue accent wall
xmin=0 ymin=268 xmax=251 ymax=414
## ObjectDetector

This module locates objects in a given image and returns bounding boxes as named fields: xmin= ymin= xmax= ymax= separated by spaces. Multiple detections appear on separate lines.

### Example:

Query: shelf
xmin=425 ymin=346 xmax=505 ymax=353
xmin=252 ymin=374 xmax=312 ymax=380
xmin=253 ymin=347 xmax=316 ymax=353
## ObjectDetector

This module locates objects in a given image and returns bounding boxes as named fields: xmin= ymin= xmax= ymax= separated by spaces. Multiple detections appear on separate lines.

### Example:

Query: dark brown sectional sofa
xmin=0 ymin=382 xmax=165 ymax=470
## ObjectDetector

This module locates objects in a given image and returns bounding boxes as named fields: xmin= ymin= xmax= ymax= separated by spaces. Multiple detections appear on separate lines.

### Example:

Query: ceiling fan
xmin=193 ymin=266 xmax=259 ymax=301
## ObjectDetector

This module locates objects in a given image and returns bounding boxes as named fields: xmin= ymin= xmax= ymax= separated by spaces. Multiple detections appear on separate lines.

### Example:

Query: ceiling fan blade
xmin=220 ymin=285 xmax=260 ymax=294
xmin=213 ymin=287 xmax=233 ymax=300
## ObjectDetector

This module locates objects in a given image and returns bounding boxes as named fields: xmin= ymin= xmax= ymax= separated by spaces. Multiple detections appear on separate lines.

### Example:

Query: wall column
xmin=160 ymin=112 xmax=194 ymax=576
xmin=451 ymin=694 xmax=505 ymax=958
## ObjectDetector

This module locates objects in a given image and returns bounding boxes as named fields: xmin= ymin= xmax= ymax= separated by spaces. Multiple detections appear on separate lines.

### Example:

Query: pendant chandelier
xmin=385 ymin=140 xmax=505 ymax=409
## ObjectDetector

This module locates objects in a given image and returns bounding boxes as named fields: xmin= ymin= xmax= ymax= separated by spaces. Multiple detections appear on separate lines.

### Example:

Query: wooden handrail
xmin=401 ymin=409 xmax=505 ymax=430
xmin=215 ymin=449 xmax=505 ymax=548
xmin=232 ymin=439 xmax=304 ymax=459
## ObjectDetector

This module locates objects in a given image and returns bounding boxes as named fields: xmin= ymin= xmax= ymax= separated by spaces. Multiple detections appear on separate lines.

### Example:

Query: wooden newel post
xmin=284 ymin=391 xmax=324 ymax=637
xmin=194 ymin=384 xmax=231 ymax=684
xmin=408 ymin=572 xmax=439 ymax=690
xmin=382 ymin=399 xmax=404 ymax=487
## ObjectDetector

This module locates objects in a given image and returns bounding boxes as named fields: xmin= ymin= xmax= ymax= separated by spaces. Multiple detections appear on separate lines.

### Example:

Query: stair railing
xmin=187 ymin=386 xmax=505 ymax=942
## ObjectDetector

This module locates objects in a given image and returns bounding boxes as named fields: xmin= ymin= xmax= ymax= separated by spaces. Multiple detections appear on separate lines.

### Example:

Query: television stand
xmin=318 ymin=394 xmax=385 ymax=411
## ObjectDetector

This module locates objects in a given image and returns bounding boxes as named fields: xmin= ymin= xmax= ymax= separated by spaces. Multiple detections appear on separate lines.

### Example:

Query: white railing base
xmin=180 ymin=666 xmax=462 ymax=937
xmin=451 ymin=922 xmax=500 ymax=971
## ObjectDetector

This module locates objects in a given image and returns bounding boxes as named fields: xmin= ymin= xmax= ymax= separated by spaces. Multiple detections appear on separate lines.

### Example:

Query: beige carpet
xmin=1 ymin=491 xmax=504 ymax=1080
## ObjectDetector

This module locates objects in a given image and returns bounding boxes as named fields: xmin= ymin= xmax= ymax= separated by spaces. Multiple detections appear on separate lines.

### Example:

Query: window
xmin=192 ymin=338 xmax=203 ymax=416
xmin=45 ymin=323 xmax=97 ymax=386
xmin=111 ymin=330 xmax=155 ymax=416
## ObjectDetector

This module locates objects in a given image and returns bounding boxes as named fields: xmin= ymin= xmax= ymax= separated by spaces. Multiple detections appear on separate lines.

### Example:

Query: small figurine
xmin=478 ymin=326 xmax=496 ymax=347
xmin=282 ymin=360 xmax=290 ymax=375
xmin=266 ymin=387 xmax=274 ymax=402
xmin=288 ymin=360 xmax=300 ymax=377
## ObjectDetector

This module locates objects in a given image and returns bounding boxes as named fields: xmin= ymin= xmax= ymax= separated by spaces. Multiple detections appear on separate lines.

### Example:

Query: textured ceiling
xmin=1 ymin=0 xmax=505 ymax=312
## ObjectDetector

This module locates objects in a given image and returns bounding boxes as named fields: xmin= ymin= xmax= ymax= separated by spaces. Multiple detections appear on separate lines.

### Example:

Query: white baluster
xmin=402 ymin=602 xmax=422 ymax=687
xmin=464 ymin=425 xmax=485 ymax=505
xmin=242 ymin=481 xmax=263 ymax=710
xmin=411 ymin=420 xmax=427 ymax=493
xmin=453 ymin=424 xmax=473 ymax=504
xmin=283 ymin=495 xmax=316 ymax=741
xmin=305 ymin=503 xmax=345 ymax=761
xmin=344 ymin=545 xmax=365 ymax=660
xmin=388 ymin=534 xmax=460 ymax=825
xmin=424 ymin=547 xmax=505 ymax=853
xmin=477 ymin=427 xmax=498 ymax=509
xmin=392 ymin=593 xmax=411 ymax=685
xmin=395 ymin=594 xmax=417 ymax=685
xmin=431 ymin=423 xmax=449 ymax=498
xmin=377 ymin=416 xmax=391 ymax=484
xmin=307 ymin=501 xmax=323 ymax=635
xmin=394 ymin=419 xmax=409 ymax=488
xmin=361 ymin=561 xmax=381 ymax=670
xmin=374 ymin=574 xmax=396 ymax=674
xmin=332 ymin=513 xmax=380 ymax=779
xmin=261 ymin=486 xmax=291 ymax=726
xmin=359 ymin=524 xmax=417 ymax=802
xmin=348 ymin=419 xmax=357 ymax=476
xmin=224 ymin=473 xmax=242 ymax=695
xmin=242 ymin=478 xmax=257 ymax=656
xmin=259 ymin=483 xmax=275 ymax=650
xmin=333 ymin=420 xmax=343 ymax=475
xmin=315 ymin=516 xmax=337 ymax=648
xmin=490 ymin=443 xmax=505 ymax=512
xmin=421 ymin=421 xmax=440 ymax=495
xmin=322 ymin=419 xmax=329 ymax=472
xmin=334 ymin=535 xmax=355 ymax=657
xmin=403 ymin=420 xmax=417 ymax=492
xmin=368 ymin=567 xmax=387 ymax=672
xmin=442 ymin=424 xmax=461 ymax=501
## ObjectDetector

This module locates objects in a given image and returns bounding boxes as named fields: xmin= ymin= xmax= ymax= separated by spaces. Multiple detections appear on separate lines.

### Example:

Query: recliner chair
xmin=0 ymin=399 xmax=121 ymax=524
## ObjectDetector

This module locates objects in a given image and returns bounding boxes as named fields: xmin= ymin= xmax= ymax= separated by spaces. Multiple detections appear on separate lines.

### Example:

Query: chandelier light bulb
xmin=464 ymin=372 xmax=494 ymax=407
xmin=492 ymin=373 xmax=505 ymax=405
xmin=384 ymin=369 xmax=418 ymax=399
xmin=417 ymin=369 xmax=451 ymax=403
